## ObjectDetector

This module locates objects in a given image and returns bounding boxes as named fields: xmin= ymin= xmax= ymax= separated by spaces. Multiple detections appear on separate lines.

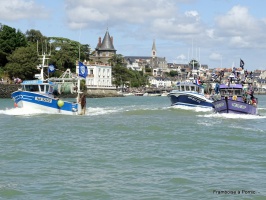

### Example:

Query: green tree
xmin=48 ymin=37 xmax=90 ymax=74
xmin=128 ymin=69 xmax=147 ymax=87
xmin=25 ymin=29 xmax=45 ymax=43
xmin=0 ymin=25 xmax=27 ymax=54
xmin=0 ymin=51 xmax=8 ymax=68
xmin=109 ymin=54 xmax=128 ymax=87
xmin=4 ymin=44 xmax=39 ymax=80
xmin=109 ymin=54 xmax=148 ymax=88
xmin=169 ymin=70 xmax=178 ymax=77
xmin=0 ymin=24 xmax=27 ymax=67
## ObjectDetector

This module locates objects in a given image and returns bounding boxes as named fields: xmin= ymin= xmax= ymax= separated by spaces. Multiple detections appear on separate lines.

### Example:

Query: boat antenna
xmin=45 ymin=40 xmax=47 ymax=55
xmin=49 ymin=42 xmax=51 ymax=56
xmin=78 ymin=28 xmax=81 ymax=61
xmin=37 ymin=40 xmax=39 ymax=56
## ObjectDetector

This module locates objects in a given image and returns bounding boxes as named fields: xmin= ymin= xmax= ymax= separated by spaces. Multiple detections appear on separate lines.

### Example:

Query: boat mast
xmin=37 ymin=40 xmax=50 ymax=81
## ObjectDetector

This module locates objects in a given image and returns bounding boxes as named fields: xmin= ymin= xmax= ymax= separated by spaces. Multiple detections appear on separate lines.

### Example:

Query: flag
xmin=78 ymin=61 xmax=88 ymax=78
xmin=195 ymin=78 xmax=201 ymax=85
xmin=240 ymin=59 xmax=244 ymax=69
xmin=48 ymin=65 xmax=55 ymax=73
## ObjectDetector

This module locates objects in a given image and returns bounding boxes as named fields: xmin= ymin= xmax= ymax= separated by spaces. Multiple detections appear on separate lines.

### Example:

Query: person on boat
xmin=214 ymin=82 xmax=220 ymax=94
xmin=251 ymin=96 xmax=257 ymax=106
xmin=248 ymin=83 xmax=254 ymax=96
xmin=242 ymin=96 xmax=247 ymax=103
xmin=242 ymin=90 xmax=248 ymax=103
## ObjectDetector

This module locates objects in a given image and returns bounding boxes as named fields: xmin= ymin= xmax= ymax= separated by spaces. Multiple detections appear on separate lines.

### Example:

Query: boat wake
xmin=199 ymin=112 xmax=266 ymax=119
xmin=0 ymin=107 xmax=51 ymax=116
xmin=86 ymin=107 xmax=123 ymax=116
xmin=171 ymin=105 xmax=213 ymax=112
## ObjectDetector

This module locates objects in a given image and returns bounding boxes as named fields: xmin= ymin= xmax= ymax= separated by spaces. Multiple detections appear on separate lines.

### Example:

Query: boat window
xmin=220 ymin=90 xmax=226 ymax=95
xmin=228 ymin=90 xmax=233 ymax=96
xmin=25 ymin=85 xmax=39 ymax=92
xmin=181 ymin=86 xmax=185 ymax=91
xmin=39 ymin=85 xmax=45 ymax=92
xmin=48 ymin=86 xmax=53 ymax=93
xmin=186 ymin=86 xmax=190 ymax=91
xmin=191 ymin=86 xmax=195 ymax=91
xmin=235 ymin=89 xmax=241 ymax=96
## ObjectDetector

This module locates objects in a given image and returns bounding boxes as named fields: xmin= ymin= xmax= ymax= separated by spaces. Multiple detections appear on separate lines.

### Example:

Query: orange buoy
xmin=14 ymin=103 xmax=18 ymax=107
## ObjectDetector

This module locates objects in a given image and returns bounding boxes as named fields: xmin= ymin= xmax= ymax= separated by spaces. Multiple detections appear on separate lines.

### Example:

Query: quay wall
xmin=0 ymin=84 xmax=20 ymax=98
xmin=0 ymin=84 xmax=122 ymax=98
xmin=1 ymin=84 xmax=265 ymax=99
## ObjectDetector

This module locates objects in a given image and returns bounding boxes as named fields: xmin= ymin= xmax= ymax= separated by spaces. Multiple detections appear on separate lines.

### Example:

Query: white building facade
xmin=76 ymin=61 xmax=114 ymax=88
xmin=148 ymin=76 xmax=172 ymax=88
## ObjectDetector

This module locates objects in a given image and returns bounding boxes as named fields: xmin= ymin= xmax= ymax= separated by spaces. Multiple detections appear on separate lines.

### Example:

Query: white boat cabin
xmin=176 ymin=82 xmax=204 ymax=94
xmin=21 ymin=80 xmax=54 ymax=94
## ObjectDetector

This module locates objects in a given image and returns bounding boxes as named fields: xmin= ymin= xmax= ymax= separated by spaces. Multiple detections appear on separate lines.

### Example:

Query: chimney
xmin=111 ymin=36 xmax=113 ymax=44
xmin=98 ymin=37 xmax=101 ymax=46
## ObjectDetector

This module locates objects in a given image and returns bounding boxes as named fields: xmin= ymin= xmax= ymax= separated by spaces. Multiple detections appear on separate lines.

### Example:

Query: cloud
xmin=176 ymin=54 xmax=186 ymax=60
xmin=185 ymin=10 xmax=200 ymax=21
xmin=64 ymin=0 xmax=210 ymax=46
xmin=216 ymin=5 xmax=256 ymax=32
xmin=0 ymin=0 xmax=48 ymax=21
xmin=209 ymin=52 xmax=222 ymax=61
xmin=214 ymin=5 xmax=266 ymax=48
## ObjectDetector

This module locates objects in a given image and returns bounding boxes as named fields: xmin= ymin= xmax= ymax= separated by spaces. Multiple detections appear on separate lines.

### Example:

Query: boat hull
xmin=11 ymin=91 xmax=79 ymax=115
xmin=212 ymin=99 xmax=258 ymax=115
xmin=169 ymin=92 xmax=213 ymax=108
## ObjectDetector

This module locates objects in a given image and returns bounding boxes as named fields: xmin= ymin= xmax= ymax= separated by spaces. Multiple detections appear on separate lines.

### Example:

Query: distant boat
xmin=11 ymin=54 xmax=87 ymax=115
xmin=168 ymin=79 xmax=213 ymax=108
xmin=212 ymin=83 xmax=258 ymax=115
xmin=134 ymin=92 xmax=144 ymax=96
xmin=161 ymin=91 xmax=169 ymax=97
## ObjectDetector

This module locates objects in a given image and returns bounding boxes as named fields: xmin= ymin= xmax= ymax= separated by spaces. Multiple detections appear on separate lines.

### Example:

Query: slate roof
xmin=97 ymin=30 xmax=116 ymax=51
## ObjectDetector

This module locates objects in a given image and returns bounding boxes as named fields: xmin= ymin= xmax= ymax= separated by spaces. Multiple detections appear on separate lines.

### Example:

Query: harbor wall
xmin=1 ymin=84 xmax=265 ymax=99
xmin=0 ymin=84 xmax=20 ymax=98
xmin=0 ymin=84 xmax=122 ymax=98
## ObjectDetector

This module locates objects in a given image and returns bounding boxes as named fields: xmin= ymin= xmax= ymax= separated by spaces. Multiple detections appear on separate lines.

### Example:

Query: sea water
xmin=0 ymin=96 xmax=266 ymax=200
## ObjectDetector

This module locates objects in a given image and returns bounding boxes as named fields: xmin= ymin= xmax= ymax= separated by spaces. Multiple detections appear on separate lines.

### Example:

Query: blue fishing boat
xmin=11 ymin=54 xmax=87 ymax=115
xmin=168 ymin=80 xmax=213 ymax=108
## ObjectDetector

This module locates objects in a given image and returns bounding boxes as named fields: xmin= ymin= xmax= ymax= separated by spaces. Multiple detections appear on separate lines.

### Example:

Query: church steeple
xmin=151 ymin=39 xmax=157 ymax=58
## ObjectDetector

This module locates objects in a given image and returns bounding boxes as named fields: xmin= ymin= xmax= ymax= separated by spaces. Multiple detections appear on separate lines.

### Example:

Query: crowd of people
xmin=0 ymin=77 xmax=22 ymax=84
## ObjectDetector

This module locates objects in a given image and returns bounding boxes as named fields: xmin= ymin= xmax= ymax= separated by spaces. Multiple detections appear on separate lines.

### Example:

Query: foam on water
xmin=228 ymin=124 xmax=265 ymax=133
xmin=86 ymin=107 xmax=123 ymax=116
xmin=0 ymin=107 xmax=50 ymax=116
xmin=171 ymin=105 xmax=213 ymax=112
xmin=200 ymin=112 xmax=266 ymax=119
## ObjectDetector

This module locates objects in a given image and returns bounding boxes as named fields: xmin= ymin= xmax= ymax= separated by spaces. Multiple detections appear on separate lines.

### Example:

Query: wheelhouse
xmin=219 ymin=84 xmax=243 ymax=97
xmin=176 ymin=82 xmax=204 ymax=94
xmin=21 ymin=80 xmax=54 ymax=94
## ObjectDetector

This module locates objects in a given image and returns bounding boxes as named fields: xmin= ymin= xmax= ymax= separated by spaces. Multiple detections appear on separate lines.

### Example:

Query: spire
xmin=98 ymin=29 xmax=116 ymax=51
xmin=151 ymin=39 xmax=157 ymax=58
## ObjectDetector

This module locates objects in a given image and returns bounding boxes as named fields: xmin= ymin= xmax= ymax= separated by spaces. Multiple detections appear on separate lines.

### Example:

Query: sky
xmin=1 ymin=0 xmax=266 ymax=71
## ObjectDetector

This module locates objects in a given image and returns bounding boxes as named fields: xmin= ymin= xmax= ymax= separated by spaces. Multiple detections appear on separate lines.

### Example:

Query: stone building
xmin=124 ymin=39 xmax=167 ymax=76
xmin=90 ymin=29 xmax=117 ymax=65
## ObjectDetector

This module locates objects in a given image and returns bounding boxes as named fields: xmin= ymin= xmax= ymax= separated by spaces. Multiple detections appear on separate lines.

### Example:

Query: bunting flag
xmin=78 ymin=61 xmax=88 ymax=78
xmin=48 ymin=65 xmax=55 ymax=73
xmin=240 ymin=59 xmax=245 ymax=69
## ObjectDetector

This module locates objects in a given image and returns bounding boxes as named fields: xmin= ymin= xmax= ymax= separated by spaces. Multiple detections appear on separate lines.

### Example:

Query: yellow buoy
xmin=57 ymin=99 xmax=64 ymax=108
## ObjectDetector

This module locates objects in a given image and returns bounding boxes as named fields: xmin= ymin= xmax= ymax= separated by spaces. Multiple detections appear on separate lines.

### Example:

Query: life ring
xmin=232 ymin=95 xmax=237 ymax=100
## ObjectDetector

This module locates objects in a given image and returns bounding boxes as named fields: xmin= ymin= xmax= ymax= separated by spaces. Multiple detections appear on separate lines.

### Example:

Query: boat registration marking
xmin=188 ymin=96 xmax=200 ymax=103
xmin=35 ymin=97 xmax=52 ymax=103
xmin=232 ymin=103 xmax=246 ymax=109
xmin=215 ymin=102 xmax=224 ymax=108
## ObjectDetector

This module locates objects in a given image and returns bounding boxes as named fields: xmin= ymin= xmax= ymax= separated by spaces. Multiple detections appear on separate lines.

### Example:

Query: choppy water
xmin=0 ymin=95 xmax=266 ymax=200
